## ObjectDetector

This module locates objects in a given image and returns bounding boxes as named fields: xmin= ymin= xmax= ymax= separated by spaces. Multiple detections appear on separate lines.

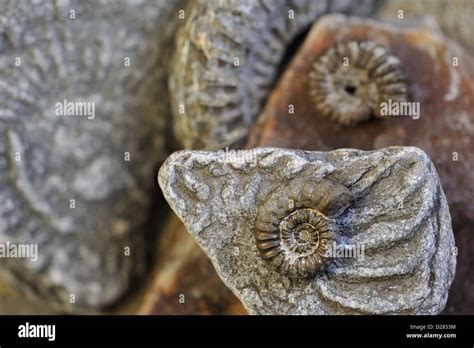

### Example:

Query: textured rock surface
xmin=378 ymin=0 xmax=474 ymax=51
xmin=0 ymin=0 xmax=181 ymax=312
xmin=169 ymin=0 xmax=380 ymax=150
xmin=159 ymin=147 xmax=456 ymax=314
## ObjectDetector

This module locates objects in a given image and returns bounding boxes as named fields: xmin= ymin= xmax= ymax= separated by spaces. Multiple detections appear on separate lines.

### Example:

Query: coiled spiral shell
xmin=309 ymin=40 xmax=408 ymax=126
xmin=254 ymin=177 xmax=353 ymax=278
xmin=170 ymin=0 xmax=380 ymax=149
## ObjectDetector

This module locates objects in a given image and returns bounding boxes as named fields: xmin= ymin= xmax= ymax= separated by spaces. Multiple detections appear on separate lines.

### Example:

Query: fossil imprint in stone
xmin=309 ymin=41 xmax=409 ymax=126
xmin=159 ymin=147 xmax=456 ymax=314
xmin=0 ymin=0 xmax=180 ymax=312
xmin=255 ymin=177 xmax=353 ymax=278
xmin=169 ymin=0 xmax=380 ymax=149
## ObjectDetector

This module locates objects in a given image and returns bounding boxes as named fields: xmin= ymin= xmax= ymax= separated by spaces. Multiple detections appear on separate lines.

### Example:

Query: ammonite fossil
xmin=169 ymin=0 xmax=380 ymax=149
xmin=255 ymin=177 xmax=353 ymax=278
xmin=0 ymin=0 xmax=180 ymax=312
xmin=159 ymin=147 xmax=456 ymax=314
xmin=309 ymin=40 xmax=408 ymax=126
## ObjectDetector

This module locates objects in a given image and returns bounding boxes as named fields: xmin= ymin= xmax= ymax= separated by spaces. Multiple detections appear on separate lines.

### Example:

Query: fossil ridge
xmin=159 ymin=147 xmax=456 ymax=315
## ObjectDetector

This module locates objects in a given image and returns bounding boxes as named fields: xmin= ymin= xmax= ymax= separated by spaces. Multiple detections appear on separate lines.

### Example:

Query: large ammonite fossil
xmin=309 ymin=40 xmax=408 ymax=126
xmin=254 ymin=177 xmax=353 ymax=278
xmin=169 ymin=0 xmax=380 ymax=149
xmin=0 ymin=0 xmax=179 ymax=312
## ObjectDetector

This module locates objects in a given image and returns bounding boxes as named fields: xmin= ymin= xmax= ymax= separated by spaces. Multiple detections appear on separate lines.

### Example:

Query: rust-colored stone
xmin=137 ymin=215 xmax=247 ymax=315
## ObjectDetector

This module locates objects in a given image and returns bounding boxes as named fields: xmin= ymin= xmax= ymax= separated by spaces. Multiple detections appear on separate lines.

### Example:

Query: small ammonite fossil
xmin=309 ymin=41 xmax=409 ymax=126
xmin=254 ymin=177 xmax=353 ymax=278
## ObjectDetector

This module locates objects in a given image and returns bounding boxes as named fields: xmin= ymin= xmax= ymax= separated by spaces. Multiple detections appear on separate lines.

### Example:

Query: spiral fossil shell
xmin=259 ymin=208 xmax=332 ymax=277
xmin=309 ymin=40 xmax=408 ymax=125
xmin=255 ymin=177 xmax=353 ymax=278
xmin=169 ymin=0 xmax=380 ymax=149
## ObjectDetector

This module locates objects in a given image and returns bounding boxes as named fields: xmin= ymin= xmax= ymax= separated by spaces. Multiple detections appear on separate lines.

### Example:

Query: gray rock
xmin=169 ymin=0 xmax=381 ymax=150
xmin=159 ymin=146 xmax=456 ymax=314
xmin=0 ymin=0 xmax=181 ymax=311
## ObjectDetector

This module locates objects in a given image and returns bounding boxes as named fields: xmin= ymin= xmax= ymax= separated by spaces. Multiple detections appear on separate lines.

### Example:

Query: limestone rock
xmin=159 ymin=147 xmax=456 ymax=314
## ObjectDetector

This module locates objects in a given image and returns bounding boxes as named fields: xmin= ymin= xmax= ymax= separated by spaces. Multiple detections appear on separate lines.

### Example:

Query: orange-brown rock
xmin=137 ymin=215 xmax=246 ymax=315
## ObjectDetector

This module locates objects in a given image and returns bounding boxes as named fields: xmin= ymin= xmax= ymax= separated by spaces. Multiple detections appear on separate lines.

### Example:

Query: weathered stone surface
xmin=378 ymin=0 xmax=474 ymax=52
xmin=0 ymin=0 xmax=181 ymax=312
xmin=169 ymin=0 xmax=380 ymax=150
xmin=159 ymin=147 xmax=456 ymax=314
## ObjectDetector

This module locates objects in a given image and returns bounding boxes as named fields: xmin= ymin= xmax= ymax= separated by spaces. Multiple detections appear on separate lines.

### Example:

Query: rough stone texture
xmin=0 ymin=0 xmax=181 ymax=312
xmin=247 ymin=14 xmax=474 ymax=314
xmin=169 ymin=0 xmax=380 ymax=150
xmin=159 ymin=147 xmax=456 ymax=314
xmin=378 ymin=0 xmax=474 ymax=52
